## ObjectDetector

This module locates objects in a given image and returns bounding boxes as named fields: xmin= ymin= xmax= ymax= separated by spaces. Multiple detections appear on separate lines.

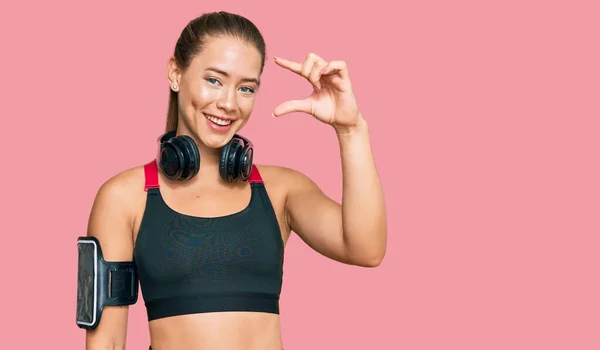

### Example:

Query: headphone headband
xmin=158 ymin=130 xmax=177 ymax=144
xmin=232 ymin=133 xmax=252 ymax=147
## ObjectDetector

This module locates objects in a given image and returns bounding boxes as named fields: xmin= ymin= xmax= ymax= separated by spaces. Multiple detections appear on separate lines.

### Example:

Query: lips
xmin=204 ymin=113 xmax=232 ymax=126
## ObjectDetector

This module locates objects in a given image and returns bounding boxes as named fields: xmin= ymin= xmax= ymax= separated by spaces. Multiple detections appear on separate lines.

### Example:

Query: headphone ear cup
xmin=178 ymin=135 xmax=200 ymax=180
xmin=159 ymin=139 xmax=185 ymax=180
xmin=219 ymin=138 xmax=242 ymax=183
xmin=239 ymin=145 xmax=253 ymax=182
xmin=219 ymin=140 xmax=231 ymax=182
xmin=218 ymin=135 xmax=254 ymax=183
xmin=229 ymin=141 xmax=243 ymax=182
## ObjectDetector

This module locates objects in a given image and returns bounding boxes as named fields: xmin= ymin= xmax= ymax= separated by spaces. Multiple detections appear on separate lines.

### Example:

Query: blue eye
xmin=206 ymin=77 xmax=221 ymax=85
xmin=240 ymin=86 xmax=255 ymax=94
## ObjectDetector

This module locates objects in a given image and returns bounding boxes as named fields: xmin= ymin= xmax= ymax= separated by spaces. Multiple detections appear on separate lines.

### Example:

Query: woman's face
xmin=169 ymin=35 xmax=262 ymax=149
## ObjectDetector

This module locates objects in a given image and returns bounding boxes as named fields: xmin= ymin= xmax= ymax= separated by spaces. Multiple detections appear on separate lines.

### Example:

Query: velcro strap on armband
xmin=105 ymin=263 xmax=138 ymax=305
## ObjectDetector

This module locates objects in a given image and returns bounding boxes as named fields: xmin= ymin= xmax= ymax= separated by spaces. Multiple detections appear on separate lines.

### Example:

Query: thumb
xmin=273 ymin=98 xmax=312 ymax=117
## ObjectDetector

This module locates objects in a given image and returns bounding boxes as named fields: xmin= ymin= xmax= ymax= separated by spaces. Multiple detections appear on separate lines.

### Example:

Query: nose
xmin=216 ymin=87 xmax=237 ymax=113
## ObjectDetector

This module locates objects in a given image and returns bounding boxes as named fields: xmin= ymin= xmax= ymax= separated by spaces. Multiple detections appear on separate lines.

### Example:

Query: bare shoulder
xmin=87 ymin=164 xmax=147 ymax=260
xmin=253 ymin=164 xmax=317 ymax=239
xmin=92 ymin=165 xmax=146 ymax=215
xmin=97 ymin=165 xmax=145 ymax=198
xmin=253 ymin=164 xmax=327 ymax=210
xmin=254 ymin=164 xmax=318 ymax=192
xmin=254 ymin=164 xmax=341 ymax=249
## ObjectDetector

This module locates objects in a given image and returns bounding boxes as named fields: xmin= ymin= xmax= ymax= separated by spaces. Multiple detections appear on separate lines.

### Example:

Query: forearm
xmin=336 ymin=114 xmax=387 ymax=266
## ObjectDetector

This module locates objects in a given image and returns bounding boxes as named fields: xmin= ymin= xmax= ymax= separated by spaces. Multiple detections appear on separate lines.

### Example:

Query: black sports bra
xmin=133 ymin=160 xmax=284 ymax=321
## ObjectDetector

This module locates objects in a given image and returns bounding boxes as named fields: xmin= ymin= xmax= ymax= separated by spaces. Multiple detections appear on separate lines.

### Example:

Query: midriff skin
xmin=148 ymin=312 xmax=283 ymax=350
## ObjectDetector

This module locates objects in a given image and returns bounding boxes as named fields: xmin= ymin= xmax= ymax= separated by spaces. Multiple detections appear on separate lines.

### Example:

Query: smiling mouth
xmin=204 ymin=113 xmax=232 ymax=126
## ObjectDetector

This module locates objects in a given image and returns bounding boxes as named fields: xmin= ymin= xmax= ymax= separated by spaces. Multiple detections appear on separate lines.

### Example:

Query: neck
xmin=193 ymin=140 xmax=226 ymax=185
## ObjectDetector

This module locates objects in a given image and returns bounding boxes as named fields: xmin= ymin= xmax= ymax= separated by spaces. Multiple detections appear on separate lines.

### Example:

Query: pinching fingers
xmin=301 ymin=53 xmax=325 ymax=90
xmin=322 ymin=60 xmax=349 ymax=80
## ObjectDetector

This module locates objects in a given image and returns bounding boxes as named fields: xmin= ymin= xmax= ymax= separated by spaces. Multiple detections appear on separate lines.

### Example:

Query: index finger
xmin=274 ymin=57 xmax=303 ymax=75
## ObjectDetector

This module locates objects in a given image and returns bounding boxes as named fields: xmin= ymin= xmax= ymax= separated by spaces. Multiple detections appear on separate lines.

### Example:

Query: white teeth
xmin=205 ymin=114 xmax=231 ymax=126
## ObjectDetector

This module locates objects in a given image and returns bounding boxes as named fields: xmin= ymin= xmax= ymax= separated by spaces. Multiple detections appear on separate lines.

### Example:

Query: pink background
xmin=2 ymin=0 xmax=599 ymax=349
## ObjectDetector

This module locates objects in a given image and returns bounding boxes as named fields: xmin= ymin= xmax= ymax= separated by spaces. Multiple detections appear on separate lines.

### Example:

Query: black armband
xmin=76 ymin=236 xmax=138 ymax=330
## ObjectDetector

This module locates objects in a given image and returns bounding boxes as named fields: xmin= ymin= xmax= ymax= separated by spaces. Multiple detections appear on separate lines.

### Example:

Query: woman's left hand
xmin=272 ymin=53 xmax=363 ymax=134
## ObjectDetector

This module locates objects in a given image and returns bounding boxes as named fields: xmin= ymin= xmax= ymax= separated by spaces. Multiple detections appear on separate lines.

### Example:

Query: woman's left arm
xmin=273 ymin=53 xmax=387 ymax=267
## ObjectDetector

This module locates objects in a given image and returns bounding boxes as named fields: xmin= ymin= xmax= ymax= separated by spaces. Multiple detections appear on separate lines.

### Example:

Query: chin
xmin=200 ymin=132 xmax=235 ymax=149
xmin=197 ymin=123 xmax=239 ymax=149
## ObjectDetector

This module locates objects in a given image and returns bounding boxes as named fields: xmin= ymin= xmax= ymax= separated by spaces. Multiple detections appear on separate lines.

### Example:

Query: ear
xmin=167 ymin=56 xmax=182 ymax=90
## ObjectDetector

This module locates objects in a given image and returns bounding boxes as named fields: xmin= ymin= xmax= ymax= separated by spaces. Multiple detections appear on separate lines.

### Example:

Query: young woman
xmin=84 ymin=11 xmax=386 ymax=350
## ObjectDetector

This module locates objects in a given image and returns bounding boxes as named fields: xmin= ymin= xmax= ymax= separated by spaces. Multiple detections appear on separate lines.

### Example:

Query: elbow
xmin=343 ymin=227 xmax=387 ymax=267
xmin=359 ymin=253 xmax=385 ymax=268
xmin=354 ymin=235 xmax=387 ymax=268
xmin=349 ymin=248 xmax=386 ymax=268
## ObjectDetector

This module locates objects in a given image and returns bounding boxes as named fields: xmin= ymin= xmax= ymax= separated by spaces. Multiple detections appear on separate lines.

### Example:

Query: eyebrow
xmin=206 ymin=67 xmax=260 ymax=86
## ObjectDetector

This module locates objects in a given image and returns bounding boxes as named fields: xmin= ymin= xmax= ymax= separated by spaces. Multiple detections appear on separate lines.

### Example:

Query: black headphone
xmin=157 ymin=130 xmax=254 ymax=183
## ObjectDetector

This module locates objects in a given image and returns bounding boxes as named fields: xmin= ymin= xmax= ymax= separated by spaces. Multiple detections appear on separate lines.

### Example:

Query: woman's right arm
xmin=84 ymin=174 xmax=136 ymax=350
